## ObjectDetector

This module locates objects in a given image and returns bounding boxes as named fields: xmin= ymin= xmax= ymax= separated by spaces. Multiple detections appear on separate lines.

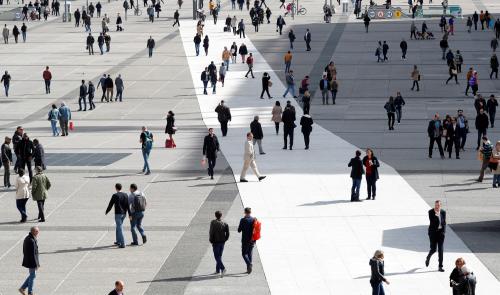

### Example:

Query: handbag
xmin=451 ymin=69 xmax=458 ymax=75
xmin=268 ymin=81 xmax=273 ymax=87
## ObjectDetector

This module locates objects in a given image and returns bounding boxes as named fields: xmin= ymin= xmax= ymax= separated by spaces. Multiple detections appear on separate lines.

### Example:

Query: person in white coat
xmin=15 ymin=169 xmax=30 ymax=222
xmin=240 ymin=132 xmax=266 ymax=182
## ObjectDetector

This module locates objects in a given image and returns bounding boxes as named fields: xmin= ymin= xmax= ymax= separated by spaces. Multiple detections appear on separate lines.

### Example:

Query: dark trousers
xmin=427 ymin=231 xmax=445 ymax=268
xmin=429 ymin=137 xmax=444 ymax=157
xmin=302 ymin=131 xmax=310 ymax=148
xmin=491 ymin=68 xmax=499 ymax=79
xmin=274 ymin=122 xmax=279 ymax=134
xmin=459 ymin=128 xmax=467 ymax=149
xmin=366 ymin=174 xmax=377 ymax=199
xmin=241 ymin=241 xmax=254 ymax=266
xmin=283 ymin=126 xmax=294 ymax=148
xmin=490 ymin=111 xmax=496 ymax=127
xmin=387 ymin=112 xmax=395 ymax=129
xmin=331 ymin=90 xmax=337 ymax=104
xmin=21 ymin=158 xmax=33 ymax=182
xmin=446 ymin=74 xmax=458 ymax=84
xmin=220 ymin=121 xmax=228 ymax=136
xmin=410 ymin=31 xmax=416 ymax=39
xmin=148 ymin=47 xmax=153 ymax=57
xmin=402 ymin=49 xmax=407 ymax=59
xmin=101 ymin=87 xmax=106 ymax=101
xmin=89 ymin=96 xmax=95 ymax=109
xmin=411 ymin=80 xmax=419 ymax=90
xmin=395 ymin=108 xmax=402 ymax=123
xmin=88 ymin=44 xmax=94 ymax=55
xmin=3 ymin=161 xmax=10 ymax=187
xmin=44 ymin=80 xmax=51 ymax=93
xmin=260 ymin=87 xmax=271 ymax=98
xmin=245 ymin=67 xmax=254 ymax=78
xmin=477 ymin=129 xmax=487 ymax=148
xmin=37 ymin=200 xmax=45 ymax=221
xmin=370 ymin=280 xmax=386 ymax=295
xmin=207 ymin=157 xmax=216 ymax=177
xmin=212 ymin=242 xmax=225 ymax=272
xmin=203 ymin=81 xmax=208 ymax=94
xmin=303 ymin=102 xmax=310 ymax=114
xmin=305 ymin=41 xmax=311 ymax=51
xmin=447 ymin=138 xmax=460 ymax=158
xmin=16 ymin=198 xmax=28 ymax=221
xmin=78 ymin=96 xmax=87 ymax=110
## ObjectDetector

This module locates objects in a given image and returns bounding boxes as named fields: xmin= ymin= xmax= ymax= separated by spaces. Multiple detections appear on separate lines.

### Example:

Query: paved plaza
xmin=0 ymin=0 xmax=500 ymax=294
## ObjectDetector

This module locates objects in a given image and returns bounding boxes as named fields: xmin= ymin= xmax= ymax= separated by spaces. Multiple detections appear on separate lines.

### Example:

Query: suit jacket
xmin=304 ymin=31 xmax=311 ymax=42
xmin=428 ymin=209 xmax=446 ymax=234
xmin=446 ymin=124 xmax=460 ymax=141
xmin=348 ymin=156 xmax=364 ymax=179
xmin=243 ymin=140 xmax=255 ymax=161
xmin=22 ymin=232 xmax=39 ymax=269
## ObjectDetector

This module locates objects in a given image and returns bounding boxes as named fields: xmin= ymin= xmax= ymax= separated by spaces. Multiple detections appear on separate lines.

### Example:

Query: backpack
xmin=133 ymin=192 xmax=147 ymax=212
xmin=143 ymin=131 xmax=153 ymax=149
xmin=252 ymin=218 xmax=261 ymax=241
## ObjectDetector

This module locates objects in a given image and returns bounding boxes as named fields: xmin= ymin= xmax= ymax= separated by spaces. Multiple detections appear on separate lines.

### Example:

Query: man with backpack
xmin=140 ymin=126 xmax=153 ymax=175
xmin=209 ymin=210 xmax=230 ymax=277
xmin=238 ymin=207 xmax=260 ymax=274
xmin=128 ymin=183 xmax=147 ymax=245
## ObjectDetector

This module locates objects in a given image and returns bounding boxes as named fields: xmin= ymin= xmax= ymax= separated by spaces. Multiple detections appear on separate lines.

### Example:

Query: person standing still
xmin=384 ymin=96 xmax=396 ymax=130
xmin=348 ymin=150 xmax=364 ymax=202
xmin=394 ymin=92 xmax=405 ymax=124
xmin=115 ymin=74 xmax=124 ymax=102
xmin=147 ymin=36 xmax=155 ymax=58
xmin=363 ymin=149 xmax=379 ymax=200
xmin=250 ymin=116 xmax=265 ymax=155
xmin=281 ymin=101 xmax=296 ymax=150
xmin=215 ymin=100 xmax=231 ymax=137
xmin=428 ymin=113 xmax=445 ymax=159
xmin=105 ymin=74 xmax=114 ymax=102
xmin=31 ymin=166 xmax=51 ymax=222
xmin=140 ymin=126 xmax=153 ymax=175
xmin=202 ymin=128 xmax=220 ymax=180
xmin=300 ymin=112 xmax=313 ymax=149
xmin=477 ymin=136 xmax=493 ymax=182
xmin=475 ymin=108 xmax=489 ymax=150
xmin=411 ymin=65 xmax=420 ymax=91
xmin=78 ymin=79 xmax=88 ymax=111
xmin=1 ymin=70 xmax=11 ymax=97
xmin=43 ymin=66 xmax=52 ymax=94
xmin=105 ymin=183 xmax=131 ymax=248
xmin=19 ymin=227 xmax=40 ymax=295
xmin=426 ymin=200 xmax=446 ymax=272
xmin=238 ymin=207 xmax=255 ymax=273
xmin=1 ymin=137 xmax=13 ymax=188
xmin=304 ymin=28 xmax=311 ymax=51
xmin=209 ymin=210 xmax=230 ymax=277
xmin=486 ymin=94 xmax=498 ymax=128
xmin=88 ymin=81 xmax=96 ymax=110
xmin=58 ymin=102 xmax=71 ymax=136
xmin=271 ymin=101 xmax=282 ymax=134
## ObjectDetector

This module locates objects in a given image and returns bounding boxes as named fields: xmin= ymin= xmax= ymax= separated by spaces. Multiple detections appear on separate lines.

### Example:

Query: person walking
xmin=2 ymin=24 xmax=9 ymax=44
xmin=284 ymin=50 xmax=292 ymax=73
xmin=239 ymin=43 xmax=248 ymax=63
xmin=271 ymin=101 xmax=282 ymax=135
xmin=394 ymin=92 xmax=405 ymax=124
xmin=88 ymin=81 xmax=96 ymax=110
xmin=276 ymin=15 xmax=286 ymax=35
xmin=1 ymin=136 xmax=12 ymax=188
xmin=97 ymin=33 xmax=105 ymax=55
xmin=86 ymin=33 xmax=95 ymax=55
xmin=469 ymin=71 xmax=479 ymax=96
xmin=78 ymin=79 xmax=88 ymax=111
xmin=487 ymin=94 xmax=498 ymax=128
xmin=1 ymin=70 xmax=11 ymax=97
xmin=15 ymin=169 xmax=30 ymax=222
xmin=209 ymin=210 xmax=230 ymax=277
xmin=369 ymin=250 xmax=390 ymax=295
xmin=140 ymin=126 xmax=153 ymax=175
xmin=300 ymin=112 xmax=313 ymax=150
xmin=384 ymin=96 xmax=396 ymax=130
xmin=446 ymin=61 xmax=459 ymax=84
xmin=203 ymin=35 xmax=209 ymax=56
xmin=215 ymin=100 xmax=231 ymax=137
xmin=238 ymin=19 xmax=245 ymax=38
xmin=250 ymin=116 xmax=265 ymax=155
xmin=147 ymin=36 xmax=155 ymax=58
xmin=202 ymin=128 xmax=220 ymax=180
xmin=288 ymin=29 xmax=296 ymax=49
xmin=128 ymin=183 xmax=147 ymax=245
xmin=428 ymin=113 xmax=445 ymax=159
xmin=449 ymin=258 xmax=477 ymax=295
xmin=239 ymin=132 xmax=266 ymax=182
xmin=222 ymin=47 xmax=230 ymax=70
xmin=105 ymin=183 xmax=131 ymax=248
xmin=115 ymin=74 xmax=124 ymax=102
xmin=105 ymin=74 xmax=114 ymax=102
xmin=492 ymin=142 xmax=500 ymax=187
xmin=97 ymin=74 xmax=107 ymax=101
xmin=319 ymin=74 xmax=330 ymax=105
xmin=173 ymin=10 xmax=180 ymax=26
xmin=33 ymin=139 xmax=45 ymax=170
xmin=457 ymin=110 xmax=469 ymax=151
xmin=382 ymin=41 xmax=389 ymax=61
xmin=348 ymin=150 xmax=364 ymax=202
xmin=475 ymin=108 xmax=489 ymax=150
xmin=492 ymin=38 xmax=499 ymax=53
xmin=363 ymin=149 xmax=379 ymax=200
xmin=411 ymin=65 xmax=420 ymax=91
xmin=283 ymin=70 xmax=297 ymax=98
xmin=364 ymin=13 xmax=371 ymax=33
xmin=304 ymin=28 xmax=311 ymax=51
xmin=31 ymin=166 xmax=50 ymax=223
xmin=282 ymin=101 xmax=296 ymax=150
xmin=440 ymin=37 xmax=449 ymax=60
xmin=58 ymin=102 xmax=71 ymax=136
xmin=490 ymin=54 xmax=499 ymax=79
xmin=19 ymin=227 xmax=40 ymax=295
xmin=12 ymin=25 xmax=19 ymax=43
xmin=426 ymin=200 xmax=446 ymax=272
xmin=400 ymin=38 xmax=408 ymax=60
xmin=238 ymin=207 xmax=255 ymax=273
xmin=302 ymin=90 xmax=311 ymax=114
xmin=446 ymin=117 xmax=461 ymax=159
xmin=477 ymin=136 xmax=493 ymax=182
xmin=464 ymin=67 xmax=473 ymax=96
xmin=193 ymin=33 xmax=202 ymax=56
xmin=108 ymin=281 xmax=125 ymax=295
xmin=43 ymin=66 xmax=52 ymax=94
xmin=244 ymin=53 xmax=254 ymax=78
xmin=21 ymin=23 xmax=27 ymax=42
xmin=163 ymin=110 xmax=176 ymax=148
xmin=260 ymin=72 xmax=272 ymax=99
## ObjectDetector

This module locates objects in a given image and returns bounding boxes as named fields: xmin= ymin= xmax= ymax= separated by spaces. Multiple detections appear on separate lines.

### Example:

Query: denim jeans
xmin=395 ymin=108 xmax=402 ymax=123
xmin=130 ymin=211 xmax=146 ymax=244
xmin=148 ymin=47 xmax=153 ymax=57
xmin=493 ymin=174 xmax=500 ymax=187
xmin=114 ymin=214 xmax=126 ymax=246
xmin=212 ymin=242 xmax=225 ymax=273
xmin=283 ymin=84 xmax=296 ymax=97
xmin=195 ymin=43 xmax=200 ymax=56
xmin=351 ymin=178 xmax=361 ymax=200
xmin=116 ymin=88 xmax=123 ymax=101
xmin=16 ymin=198 xmax=28 ymax=221
xmin=78 ymin=96 xmax=87 ymax=110
xmin=207 ymin=157 xmax=216 ymax=177
xmin=142 ymin=148 xmax=151 ymax=173
xmin=241 ymin=242 xmax=254 ymax=266
xmin=50 ymin=120 xmax=59 ymax=136
xmin=4 ymin=83 xmax=9 ymax=96
xmin=370 ymin=280 xmax=385 ymax=295
xmin=20 ymin=268 xmax=36 ymax=294
xmin=224 ymin=60 xmax=229 ymax=70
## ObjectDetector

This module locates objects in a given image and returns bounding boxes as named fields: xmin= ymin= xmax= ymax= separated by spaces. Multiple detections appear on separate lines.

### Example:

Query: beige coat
xmin=271 ymin=105 xmax=282 ymax=122
xmin=411 ymin=70 xmax=420 ymax=81
xmin=493 ymin=150 xmax=500 ymax=174
xmin=243 ymin=140 xmax=255 ymax=161
xmin=15 ymin=175 xmax=30 ymax=199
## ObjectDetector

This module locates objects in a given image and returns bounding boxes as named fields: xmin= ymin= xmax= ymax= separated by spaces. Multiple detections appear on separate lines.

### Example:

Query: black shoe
xmin=247 ymin=264 xmax=253 ymax=274
xmin=142 ymin=235 xmax=147 ymax=244
xmin=130 ymin=242 xmax=139 ymax=246
xmin=366 ymin=197 xmax=371 ymax=200
xmin=240 ymin=179 xmax=248 ymax=182
xmin=258 ymin=176 xmax=266 ymax=181
xmin=282 ymin=147 xmax=287 ymax=150
xmin=425 ymin=256 xmax=430 ymax=267
xmin=438 ymin=267 xmax=445 ymax=272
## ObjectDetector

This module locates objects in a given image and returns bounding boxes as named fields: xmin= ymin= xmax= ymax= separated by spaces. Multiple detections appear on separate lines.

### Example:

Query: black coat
xmin=250 ymin=120 xmax=264 ymax=139
xmin=428 ymin=209 xmax=446 ymax=234
xmin=475 ymin=113 xmax=489 ymax=130
xmin=362 ymin=155 xmax=379 ymax=180
xmin=446 ymin=124 xmax=460 ymax=141
xmin=300 ymin=115 xmax=313 ymax=133
xmin=281 ymin=107 xmax=296 ymax=128
xmin=215 ymin=105 xmax=231 ymax=122
xmin=261 ymin=75 xmax=270 ymax=88
xmin=238 ymin=45 xmax=248 ymax=55
xmin=348 ymin=156 xmax=364 ymax=179
xmin=18 ymin=138 xmax=34 ymax=159
xmin=22 ymin=233 xmax=39 ymax=269
xmin=203 ymin=134 xmax=219 ymax=159
xmin=165 ymin=116 xmax=175 ymax=134
xmin=427 ymin=120 xmax=443 ymax=138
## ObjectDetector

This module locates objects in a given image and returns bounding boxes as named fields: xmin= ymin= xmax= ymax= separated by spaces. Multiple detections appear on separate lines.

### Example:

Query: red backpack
xmin=252 ymin=218 xmax=261 ymax=241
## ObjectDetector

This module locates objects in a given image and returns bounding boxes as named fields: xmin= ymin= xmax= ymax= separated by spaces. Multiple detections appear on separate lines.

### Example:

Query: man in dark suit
xmin=304 ymin=28 xmax=311 ymax=51
xmin=426 ymin=200 xmax=446 ymax=272
xmin=281 ymin=101 xmax=296 ymax=150
xmin=215 ymin=100 xmax=232 ymax=137
xmin=19 ymin=226 xmax=40 ymax=295
xmin=108 ymin=280 xmax=124 ymax=295
xmin=446 ymin=118 xmax=460 ymax=159
xmin=203 ymin=128 xmax=220 ymax=180
xmin=348 ymin=150 xmax=364 ymax=202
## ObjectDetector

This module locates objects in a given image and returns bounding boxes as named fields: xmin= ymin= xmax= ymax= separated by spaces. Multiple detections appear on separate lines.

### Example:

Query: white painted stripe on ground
xmin=179 ymin=20 xmax=500 ymax=294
